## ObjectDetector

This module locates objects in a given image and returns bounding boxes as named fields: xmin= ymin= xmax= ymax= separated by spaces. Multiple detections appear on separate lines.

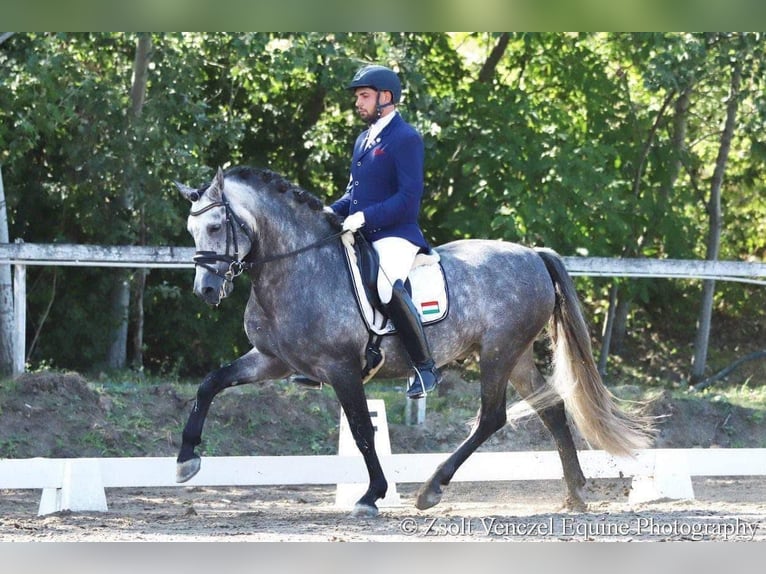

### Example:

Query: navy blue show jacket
xmin=331 ymin=113 xmax=429 ymax=250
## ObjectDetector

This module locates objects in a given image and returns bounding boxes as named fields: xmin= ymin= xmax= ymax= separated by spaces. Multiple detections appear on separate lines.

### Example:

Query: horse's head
xmin=175 ymin=167 xmax=255 ymax=306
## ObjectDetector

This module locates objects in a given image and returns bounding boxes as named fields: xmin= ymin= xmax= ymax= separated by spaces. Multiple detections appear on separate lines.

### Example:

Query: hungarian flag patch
xmin=420 ymin=300 xmax=440 ymax=316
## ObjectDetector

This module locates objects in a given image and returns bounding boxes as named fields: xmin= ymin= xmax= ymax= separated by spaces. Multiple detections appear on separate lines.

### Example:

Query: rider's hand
xmin=342 ymin=211 xmax=365 ymax=233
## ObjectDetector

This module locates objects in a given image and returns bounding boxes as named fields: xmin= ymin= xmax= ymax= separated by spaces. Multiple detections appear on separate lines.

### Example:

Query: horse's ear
xmin=174 ymin=181 xmax=200 ymax=202
xmin=203 ymin=167 xmax=225 ymax=201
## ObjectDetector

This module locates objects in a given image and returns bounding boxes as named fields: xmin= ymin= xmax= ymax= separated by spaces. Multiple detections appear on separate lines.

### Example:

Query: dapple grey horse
xmin=174 ymin=166 xmax=653 ymax=516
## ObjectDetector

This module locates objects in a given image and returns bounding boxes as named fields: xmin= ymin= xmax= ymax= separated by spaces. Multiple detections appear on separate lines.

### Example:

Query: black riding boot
xmin=385 ymin=280 xmax=442 ymax=399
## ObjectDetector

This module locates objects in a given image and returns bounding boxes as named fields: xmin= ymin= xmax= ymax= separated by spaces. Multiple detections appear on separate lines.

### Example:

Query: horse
xmin=173 ymin=165 xmax=654 ymax=517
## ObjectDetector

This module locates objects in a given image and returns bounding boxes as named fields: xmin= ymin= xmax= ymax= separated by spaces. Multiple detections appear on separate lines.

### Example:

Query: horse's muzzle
xmin=194 ymin=271 xmax=232 ymax=306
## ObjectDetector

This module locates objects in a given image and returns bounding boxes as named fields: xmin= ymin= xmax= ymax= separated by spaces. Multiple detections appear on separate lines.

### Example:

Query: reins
xmin=189 ymin=192 xmax=345 ymax=283
xmin=247 ymin=230 xmax=346 ymax=266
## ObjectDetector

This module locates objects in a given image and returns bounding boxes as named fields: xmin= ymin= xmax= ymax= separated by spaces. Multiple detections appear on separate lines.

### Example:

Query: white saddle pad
xmin=343 ymin=240 xmax=449 ymax=336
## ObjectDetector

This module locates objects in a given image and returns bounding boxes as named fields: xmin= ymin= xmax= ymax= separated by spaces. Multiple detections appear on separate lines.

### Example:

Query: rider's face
xmin=354 ymin=87 xmax=378 ymax=122
xmin=354 ymin=87 xmax=392 ymax=123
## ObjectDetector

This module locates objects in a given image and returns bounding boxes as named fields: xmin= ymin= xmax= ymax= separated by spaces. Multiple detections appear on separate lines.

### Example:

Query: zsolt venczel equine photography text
xmin=398 ymin=516 xmax=761 ymax=540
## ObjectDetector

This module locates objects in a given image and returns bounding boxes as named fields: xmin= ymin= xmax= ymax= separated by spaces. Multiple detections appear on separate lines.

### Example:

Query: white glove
xmin=342 ymin=211 xmax=365 ymax=233
xmin=341 ymin=230 xmax=356 ymax=248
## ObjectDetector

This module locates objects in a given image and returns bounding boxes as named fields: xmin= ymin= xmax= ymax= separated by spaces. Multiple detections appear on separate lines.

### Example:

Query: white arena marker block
xmin=39 ymin=459 xmax=108 ymax=515
xmin=335 ymin=399 xmax=401 ymax=508
xmin=38 ymin=488 xmax=62 ymax=516
xmin=629 ymin=450 xmax=695 ymax=503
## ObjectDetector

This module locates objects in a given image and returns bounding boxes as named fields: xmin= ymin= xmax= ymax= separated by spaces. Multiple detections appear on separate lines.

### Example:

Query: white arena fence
xmin=1 ymin=246 xmax=765 ymax=515
xmin=2 ymin=445 xmax=766 ymax=516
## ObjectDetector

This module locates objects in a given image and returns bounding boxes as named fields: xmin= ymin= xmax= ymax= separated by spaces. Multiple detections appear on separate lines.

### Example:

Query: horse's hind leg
xmin=330 ymin=376 xmax=388 ymax=517
xmin=415 ymin=353 xmax=510 ymax=510
xmin=509 ymin=349 xmax=587 ymax=511
xmin=176 ymin=348 xmax=290 ymax=483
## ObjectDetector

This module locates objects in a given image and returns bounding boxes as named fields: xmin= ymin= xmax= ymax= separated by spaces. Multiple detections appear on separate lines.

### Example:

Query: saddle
xmin=343 ymin=232 xmax=449 ymax=335
xmin=341 ymin=232 xmax=449 ymax=383
xmin=352 ymin=233 xmax=386 ymax=313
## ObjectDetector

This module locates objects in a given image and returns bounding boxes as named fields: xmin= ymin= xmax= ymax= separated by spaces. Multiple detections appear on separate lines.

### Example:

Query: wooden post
xmin=13 ymin=260 xmax=25 ymax=375
xmin=0 ymin=166 xmax=15 ymax=375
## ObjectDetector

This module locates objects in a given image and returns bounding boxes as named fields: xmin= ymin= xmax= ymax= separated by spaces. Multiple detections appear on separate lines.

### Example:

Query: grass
xmin=0 ymin=437 xmax=25 ymax=458
xmin=696 ymin=379 xmax=766 ymax=419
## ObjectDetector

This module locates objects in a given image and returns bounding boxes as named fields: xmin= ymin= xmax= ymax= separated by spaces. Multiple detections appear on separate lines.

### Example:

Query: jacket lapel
xmin=355 ymin=114 xmax=403 ymax=160
xmin=354 ymin=129 xmax=371 ymax=160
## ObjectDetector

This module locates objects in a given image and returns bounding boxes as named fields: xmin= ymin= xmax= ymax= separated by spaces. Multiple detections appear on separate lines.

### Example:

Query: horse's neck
xmin=240 ymin=190 xmax=339 ymax=268
xmin=247 ymin=210 xmax=344 ymax=314
xmin=260 ymin=205 xmax=330 ymax=250
xmin=227 ymin=175 xmax=332 ymax=241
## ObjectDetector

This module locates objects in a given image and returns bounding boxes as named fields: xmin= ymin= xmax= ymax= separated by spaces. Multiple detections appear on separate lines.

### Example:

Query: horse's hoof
xmin=176 ymin=456 xmax=201 ymax=483
xmin=415 ymin=485 xmax=442 ymax=510
xmin=350 ymin=503 xmax=379 ymax=518
xmin=563 ymin=494 xmax=588 ymax=512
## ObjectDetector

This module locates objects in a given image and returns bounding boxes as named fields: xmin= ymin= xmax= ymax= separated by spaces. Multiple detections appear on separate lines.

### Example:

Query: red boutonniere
xmin=373 ymin=147 xmax=386 ymax=156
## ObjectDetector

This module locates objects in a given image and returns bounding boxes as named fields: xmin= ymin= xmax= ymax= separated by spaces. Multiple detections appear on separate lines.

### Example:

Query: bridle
xmin=189 ymin=194 xmax=253 ymax=283
xmin=189 ymin=191 xmax=346 ymax=284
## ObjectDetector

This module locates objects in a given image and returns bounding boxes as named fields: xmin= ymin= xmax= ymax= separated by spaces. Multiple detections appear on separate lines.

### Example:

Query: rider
xmin=330 ymin=64 xmax=441 ymax=399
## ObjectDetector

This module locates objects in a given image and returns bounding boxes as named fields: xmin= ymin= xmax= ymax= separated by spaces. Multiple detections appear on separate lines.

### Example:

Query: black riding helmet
xmin=347 ymin=65 xmax=402 ymax=118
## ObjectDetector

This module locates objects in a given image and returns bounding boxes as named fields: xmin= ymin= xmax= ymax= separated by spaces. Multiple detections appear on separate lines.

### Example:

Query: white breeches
xmin=372 ymin=236 xmax=419 ymax=304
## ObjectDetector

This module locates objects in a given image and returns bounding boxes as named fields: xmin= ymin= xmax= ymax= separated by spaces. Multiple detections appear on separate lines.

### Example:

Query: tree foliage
xmin=1 ymin=32 xmax=764 ymax=378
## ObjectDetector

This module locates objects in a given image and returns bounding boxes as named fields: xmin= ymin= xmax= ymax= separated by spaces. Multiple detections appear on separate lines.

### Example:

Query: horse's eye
xmin=208 ymin=224 xmax=222 ymax=233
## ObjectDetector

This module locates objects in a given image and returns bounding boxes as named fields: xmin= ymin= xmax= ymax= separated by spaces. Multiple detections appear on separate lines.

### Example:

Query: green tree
xmin=1 ymin=32 xmax=764 ymax=380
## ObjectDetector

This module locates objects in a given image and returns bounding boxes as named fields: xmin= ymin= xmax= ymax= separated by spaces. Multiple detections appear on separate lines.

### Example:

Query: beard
xmin=356 ymin=106 xmax=378 ymax=125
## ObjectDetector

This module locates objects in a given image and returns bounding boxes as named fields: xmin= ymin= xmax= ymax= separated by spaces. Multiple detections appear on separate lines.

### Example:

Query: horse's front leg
xmin=176 ymin=347 xmax=290 ymax=483
xmin=329 ymin=375 xmax=388 ymax=517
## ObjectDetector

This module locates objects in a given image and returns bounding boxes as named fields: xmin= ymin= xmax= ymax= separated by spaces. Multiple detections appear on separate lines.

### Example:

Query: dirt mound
xmin=647 ymin=389 xmax=763 ymax=449
xmin=0 ymin=373 xmax=345 ymax=459
xmin=1 ymin=371 xmax=109 ymax=458
xmin=15 ymin=371 xmax=96 ymax=398
xmin=0 ymin=371 xmax=764 ymax=460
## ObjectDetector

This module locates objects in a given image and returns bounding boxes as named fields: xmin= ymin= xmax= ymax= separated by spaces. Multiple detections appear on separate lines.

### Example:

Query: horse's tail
xmin=530 ymin=248 xmax=654 ymax=456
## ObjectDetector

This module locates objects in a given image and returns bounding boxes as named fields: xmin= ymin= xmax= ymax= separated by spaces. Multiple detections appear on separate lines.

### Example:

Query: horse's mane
xmin=224 ymin=166 xmax=322 ymax=210
xmin=187 ymin=166 xmax=341 ymax=230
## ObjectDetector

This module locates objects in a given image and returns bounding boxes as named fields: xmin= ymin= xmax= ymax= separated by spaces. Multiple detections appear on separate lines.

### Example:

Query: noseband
xmin=189 ymin=191 xmax=345 ymax=284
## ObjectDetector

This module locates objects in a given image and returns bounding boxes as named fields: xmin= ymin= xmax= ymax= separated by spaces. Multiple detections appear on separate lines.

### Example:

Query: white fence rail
xmin=2 ymin=448 xmax=765 ymax=515
xmin=3 ymin=242 xmax=766 ymax=279
xmin=2 ymin=241 xmax=765 ymax=376
xmin=0 ymin=242 xmax=196 ymax=269
xmin=1 ymin=246 xmax=766 ymax=515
